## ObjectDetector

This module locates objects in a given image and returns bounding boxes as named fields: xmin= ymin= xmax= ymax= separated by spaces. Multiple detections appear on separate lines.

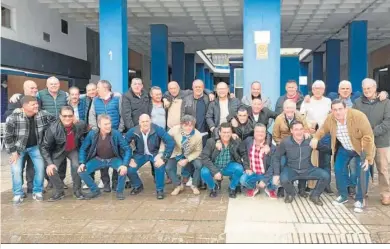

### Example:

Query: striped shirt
xmin=336 ymin=117 xmax=354 ymax=151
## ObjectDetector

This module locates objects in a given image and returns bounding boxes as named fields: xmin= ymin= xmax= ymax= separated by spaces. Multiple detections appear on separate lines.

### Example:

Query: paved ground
xmin=1 ymin=150 xmax=390 ymax=244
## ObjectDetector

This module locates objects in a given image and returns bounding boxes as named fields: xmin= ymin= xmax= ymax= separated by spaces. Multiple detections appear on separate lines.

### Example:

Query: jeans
xmin=281 ymin=155 xmax=306 ymax=190
xmin=347 ymin=157 xmax=357 ymax=187
xmin=166 ymin=158 xmax=202 ymax=187
xmin=11 ymin=145 xmax=45 ymax=196
xmin=280 ymin=166 xmax=330 ymax=197
xmin=334 ymin=147 xmax=369 ymax=202
xmin=127 ymin=154 xmax=165 ymax=192
xmin=79 ymin=157 xmax=126 ymax=193
xmin=48 ymin=150 xmax=81 ymax=193
xmin=201 ymin=162 xmax=244 ymax=190
xmin=240 ymin=173 xmax=277 ymax=190
xmin=21 ymin=154 xmax=34 ymax=190
xmin=319 ymin=151 xmax=332 ymax=189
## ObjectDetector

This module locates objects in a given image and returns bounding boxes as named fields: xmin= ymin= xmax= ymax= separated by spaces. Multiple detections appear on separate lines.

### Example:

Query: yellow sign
xmin=256 ymin=43 xmax=268 ymax=60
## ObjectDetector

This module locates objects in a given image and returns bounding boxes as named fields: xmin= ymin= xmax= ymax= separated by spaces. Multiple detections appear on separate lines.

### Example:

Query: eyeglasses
xmin=61 ymin=115 xmax=74 ymax=118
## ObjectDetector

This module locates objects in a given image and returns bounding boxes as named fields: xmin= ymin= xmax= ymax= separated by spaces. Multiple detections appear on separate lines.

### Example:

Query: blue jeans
xmin=240 ymin=173 xmax=277 ymax=190
xmin=201 ymin=162 xmax=244 ymax=190
xmin=334 ymin=147 xmax=369 ymax=202
xmin=281 ymin=155 xmax=306 ymax=190
xmin=127 ymin=154 xmax=165 ymax=192
xmin=79 ymin=157 xmax=126 ymax=193
xmin=347 ymin=157 xmax=357 ymax=187
xmin=166 ymin=158 xmax=202 ymax=187
xmin=11 ymin=146 xmax=45 ymax=196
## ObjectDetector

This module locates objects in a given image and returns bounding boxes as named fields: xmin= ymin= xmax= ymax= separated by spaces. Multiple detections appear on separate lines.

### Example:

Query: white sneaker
xmin=353 ymin=201 xmax=364 ymax=213
xmin=332 ymin=195 xmax=348 ymax=206
xmin=13 ymin=195 xmax=23 ymax=205
xmin=82 ymin=183 xmax=89 ymax=189
xmin=98 ymin=180 xmax=104 ymax=189
xmin=186 ymin=177 xmax=193 ymax=187
xmin=32 ymin=193 xmax=43 ymax=201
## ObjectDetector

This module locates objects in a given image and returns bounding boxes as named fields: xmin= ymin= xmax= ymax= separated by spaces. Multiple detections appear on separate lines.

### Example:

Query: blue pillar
xmin=150 ymin=24 xmax=168 ymax=92
xmin=204 ymin=68 xmax=211 ymax=90
xmin=243 ymin=0 xmax=281 ymax=106
xmin=99 ymin=0 xmax=128 ymax=93
xmin=326 ymin=39 xmax=341 ymax=94
xmin=184 ymin=53 xmax=195 ymax=90
xmin=171 ymin=42 xmax=185 ymax=89
xmin=196 ymin=63 xmax=205 ymax=82
xmin=280 ymin=56 xmax=300 ymax=96
xmin=210 ymin=73 xmax=214 ymax=90
xmin=299 ymin=62 xmax=309 ymax=96
xmin=229 ymin=64 xmax=235 ymax=93
xmin=312 ymin=52 xmax=324 ymax=83
xmin=349 ymin=21 xmax=367 ymax=92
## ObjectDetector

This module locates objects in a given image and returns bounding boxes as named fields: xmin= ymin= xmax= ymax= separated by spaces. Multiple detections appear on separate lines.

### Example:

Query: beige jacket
xmin=272 ymin=112 xmax=309 ymax=145
xmin=168 ymin=125 xmax=203 ymax=162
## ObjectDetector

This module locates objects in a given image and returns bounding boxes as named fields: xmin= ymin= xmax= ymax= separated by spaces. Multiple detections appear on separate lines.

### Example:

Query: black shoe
xmin=216 ymin=180 xmax=222 ymax=191
xmin=348 ymin=186 xmax=356 ymax=197
xmin=125 ymin=181 xmax=131 ymax=189
xmin=103 ymin=183 xmax=111 ymax=193
xmin=116 ymin=192 xmax=125 ymax=200
xmin=130 ymin=185 xmax=144 ymax=195
xmin=63 ymin=183 xmax=68 ymax=189
xmin=229 ymin=189 xmax=237 ymax=198
xmin=209 ymin=188 xmax=217 ymax=198
xmin=84 ymin=191 xmax=101 ymax=199
xmin=73 ymin=190 xmax=88 ymax=200
xmin=48 ymin=192 xmax=65 ymax=202
xmin=277 ymin=187 xmax=285 ymax=198
xmin=298 ymin=189 xmax=309 ymax=198
xmin=235 ymin=185 xmax=242 ymax=193
xmin=27 ymin=188 xmax=33 ymax=194
xmin=309 ymin=196 xmax=323 ymax=206
xmin=22 ymin=192 xmax=27 ymax=198
xmin=156 ymin=190 xmax=164 ymax=200
xmin=112 ymin=181 xmax=118 ymax=192
xmin=284 ymin=195 xmax=294 ymax=203
xmin=324 ymin=187 xmax=334 ymax=195
xmin=305 ymin=187 xmax=311 ymax=192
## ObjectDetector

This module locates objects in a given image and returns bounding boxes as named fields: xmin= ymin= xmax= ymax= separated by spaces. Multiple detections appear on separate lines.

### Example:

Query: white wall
xmin=90 ymin=75 xmax=100 ymax=83
xmin=1 ymin=0 xmax=87 ymax=60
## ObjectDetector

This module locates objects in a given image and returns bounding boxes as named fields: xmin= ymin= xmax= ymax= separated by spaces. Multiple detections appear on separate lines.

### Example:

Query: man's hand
xmin=118 ymin=165 xmax=128 ymax=176
xmin=245 ymin=169 xmax=253 ymax=175
xmin=9 ymin=94 xmax=22 ymax=104
xmin=304 ymin=95 xmax=311 ymax=103
xmin=210 ymin=127 xmax=215 ymax=132
xmin=378 ymin=91 xmax=388 ymax=101
xmin=214 ymin=172 xmax=222 ymax=181
xmin=230 ymin=93 xmax=235 ymax=98
xmin=263 ymin=145 xmax=271 ymax=155
xmin=208 ymin=93 xmax=215 ymax=101
xmin=163 ymin=98 xmax=171 ymax=108
xmin=178 ymin=159 xmax=188 ymax=167
xmin=361 ymin=159 xmax=369 ymax=171
xmin=46 ymin=164 xmax=57 ymax=176
xmin=77 ymin=164 xmax=86 ymax=173
xmin=9 ymin=152 xmax=19 ymax=165
xmin=272 ymin=175 xmax=280 ymax=186
xmin=310 ymin=138 xmax=318 ymax=150
xmin=215 ymin=140 xmax=222 ymax=150
xmin=154 ymin=157 xmax=165 ymax=168
xmin=231 ymin=119 xmax=238 ymax=128
xmin=129 ymin=159 xmax=137 ymax=168
xmin=258 ymin=181 xmax=266 ymax=189
xmin=232 ymin=134 xmax=239 ymax=140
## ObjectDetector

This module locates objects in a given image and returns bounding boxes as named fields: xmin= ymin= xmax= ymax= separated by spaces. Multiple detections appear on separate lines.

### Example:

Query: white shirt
xmin=336 ymin=116 xmax=354 ymax=151
xmin=142 ymin=132 xmax=152 ymax=156
xmin=219 ymin=99 xmax=229 ymax=124
xmin=253 ymin=113 xmax=259 ymax=122
xmin=71 ymin=104 xmax=79 ymax=120
xmin=300 ymin=96 xmax=331 ymax=128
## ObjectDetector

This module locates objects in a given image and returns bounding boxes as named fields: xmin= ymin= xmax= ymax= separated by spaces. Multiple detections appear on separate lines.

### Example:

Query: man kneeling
xmin=77 ymin=114 xmax=131 ymax=200
xmin=272 ymin=121 xmax=330 ymax=206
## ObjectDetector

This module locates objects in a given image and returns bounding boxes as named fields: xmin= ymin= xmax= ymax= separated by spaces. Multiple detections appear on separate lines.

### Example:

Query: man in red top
xmin=41 ymin=106 xmax=89 ymax=201
xmin=239 ymin=123 xmax=277 ymax=198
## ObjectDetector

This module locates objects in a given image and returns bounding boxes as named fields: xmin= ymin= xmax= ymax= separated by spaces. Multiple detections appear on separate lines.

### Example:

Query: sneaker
xmin=228 ymin=189 xmax=237 ymax=198
xmin=171 ymin=186 xmax=182 ymax=196
xmin=298 ymin=188 xmax=309 ymax=198
xmin=209 ymin=188 xmax=217 ymax=198
xmin=98 ymin=180 xmax=104 ymax=189
xmin=82 ymin=183 xmax=89 ymax=190
xmin=265 ymin=188 xmax=277 ymax=199
xmin=156 ymin=190 xmax=164 ymax=200
xmin=13 ymin=195 xmax=23 ymax=205
xmin=32 ymin=193 xmax=43 ymax=201
xmin=246 ymin=188 xmax=259 ymax=197
xmin=191 ymin=186 xmax=200 ymax=195
xmin=332 ymin=195 xmax=348 ymax=206
xmin=84 ymin=191 xmax=102 ymax=199
xmin=353 ymin=201 xmax=364 ymax=213
xmin=186 ymin=177 xmax=193 ymax=187
xmin=48 ymin=192 xmax=65 ymax=202
xmin=116 ymin=192 xmax=125 ymax=200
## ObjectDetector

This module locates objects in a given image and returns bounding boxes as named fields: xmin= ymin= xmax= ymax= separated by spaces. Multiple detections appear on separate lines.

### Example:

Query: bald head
xmin=47 ymin=76 xmax=60 ymax=94
xmin=168 ymin=81 xmax=180 ymax=97
xmin=23 ymin=80 xmax=38 ymax=96
xmin=139 ymin=114 xmax=151 ymax=133
xmin=216 ymin=81 xmax=229 ymax=99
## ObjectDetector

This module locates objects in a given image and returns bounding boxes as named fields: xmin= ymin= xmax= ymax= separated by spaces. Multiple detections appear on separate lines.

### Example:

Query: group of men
xmin=4 ymin=75 xmax=390 ymax=214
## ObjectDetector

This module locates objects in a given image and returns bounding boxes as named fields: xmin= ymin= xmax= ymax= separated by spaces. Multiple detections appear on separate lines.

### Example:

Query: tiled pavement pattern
xmin=1 ymin=150 xmax=390 ymax=243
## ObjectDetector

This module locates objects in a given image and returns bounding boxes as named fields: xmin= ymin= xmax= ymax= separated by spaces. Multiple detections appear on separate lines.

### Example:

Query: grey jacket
xmin=242 ymin=95 xmax=272 ymax=110
xmin=206 ymin=97 xmax=241 ymax=129
xmin=275 ymin=94 xmax=304 ymax=115
xmin=353 ymin=96 xmax=390 ymax=148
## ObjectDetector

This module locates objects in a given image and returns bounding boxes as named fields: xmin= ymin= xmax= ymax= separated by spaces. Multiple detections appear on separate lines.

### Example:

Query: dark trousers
xmin=280 ymin=166 xmax=331 ymax=198
xmin=45 ymin=160 xmax=67 ymax=182
xmin=100 ymin=168 xmax=118 ymax=186
xmin=47 ymin=150 xmax=81 ymax=193
xmin=319 ymin=151 xmax=332 ymax=189
xmin=22 ymin=154 xmax=34 ymax=190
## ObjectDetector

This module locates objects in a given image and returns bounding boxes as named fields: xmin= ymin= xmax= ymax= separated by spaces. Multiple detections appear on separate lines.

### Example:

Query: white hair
xmin=362 ymin=78 xmax=377 ymax=88
xmin=312 ymin=80 xmax=325 ymax=89
xmin=339 ymin=80 xmax=352 ymax=89
xmin=283 ymin=99 xmax=296 ymax=109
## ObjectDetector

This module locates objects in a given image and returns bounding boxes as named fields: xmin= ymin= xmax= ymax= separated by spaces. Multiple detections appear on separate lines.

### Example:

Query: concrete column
xmin=210 ymin=72 xmax=214 ymax=91
xmin=196 ymin=63 xmax=205 ymax=82
xmin=204 ymin=68 xmax=211 ymax=90
xmin=243 ymin=0 xmax=281 ymax=105
xmin=280 ymin=56 xmax=300 ymax=96
xmin=150 ymin=24 xmax=168 ymax=92
xmin=348 ymin=21 xmax=368 ymax=92
xmin=299 ymin=62 xmax=309 ymax=96
xmin=99 ymin=0 xmax=128 ymax=92
xmin=171 ymin=42 xmax=185 ymax=89
xmin=326 ymin=39 xmax=341 ymax=94
xmin=312 ymin=52 xmax=324 ymax=82
xmin=184 ymin=53 xmax=195 ymax=90
xmin=229 ymin=64 xmax=235 ymax=93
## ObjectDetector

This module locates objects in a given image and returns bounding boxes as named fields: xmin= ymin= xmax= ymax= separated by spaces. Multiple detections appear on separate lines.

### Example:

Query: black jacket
xmin=272 ymin=136 xmax=313 ymax=175
xmin=248 ymin=107 xmax=278 ymax=128
xmin=206 ymin=97 xmax=241 ymax=129
xmin=122 ymin=89 xmax=152 ymax=130
xmin=200 ymin=138 xmax=246 ymax=176
xmin=41 ymin=120 xmax=89 ymax=165
xmin=181 ymin=93 xmax=210 ymax=119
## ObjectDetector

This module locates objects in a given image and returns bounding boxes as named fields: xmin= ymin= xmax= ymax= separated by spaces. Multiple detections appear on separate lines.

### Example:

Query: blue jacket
xmin=79 ymin=129 xmax=132 ymax=166
xmin=90 ymin=94 xmax=122 ymax=130
xmin=125 ymin=124 xmax=175 ymax=160
xmin=77 ymin=98 xmax=87 ymax=121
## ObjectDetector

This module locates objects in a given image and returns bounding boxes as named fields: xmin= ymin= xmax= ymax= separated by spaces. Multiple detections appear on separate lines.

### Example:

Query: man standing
xmin=37 ymin=76 xmax=68 ymax=118
xmin=78 ymin=115 xmax=131 ymax=200
xmin=83 ymin=83 xmax=98 ymax=125
xmin=125 ymin=114 xmax=175 ymax=200
xmin=150 ymin=86 xmax=166 ymax=129
xmin=68 ymin=87 xmax=87 ymax=122
xmin=353 ymin=78 xmax=390 ymax=206
xmin=241 ymin=81 xmax=272 ymax=109
xmin=311 ymin=99 xmax=375 ymax=213
xmin=41 ymin=106 xmax=89 ymax=201
xmin=200 ymin=122 xmax=245 ymax=198
xmin=166 ymin=115 xmax=203 ymax=196
xmin=5 ymin=96 xmax=56 ymax=204
xmin=272 ymin=121 xmax=330 ymax=206
xmin=275 ymin=80 xmax=304 ymax=115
